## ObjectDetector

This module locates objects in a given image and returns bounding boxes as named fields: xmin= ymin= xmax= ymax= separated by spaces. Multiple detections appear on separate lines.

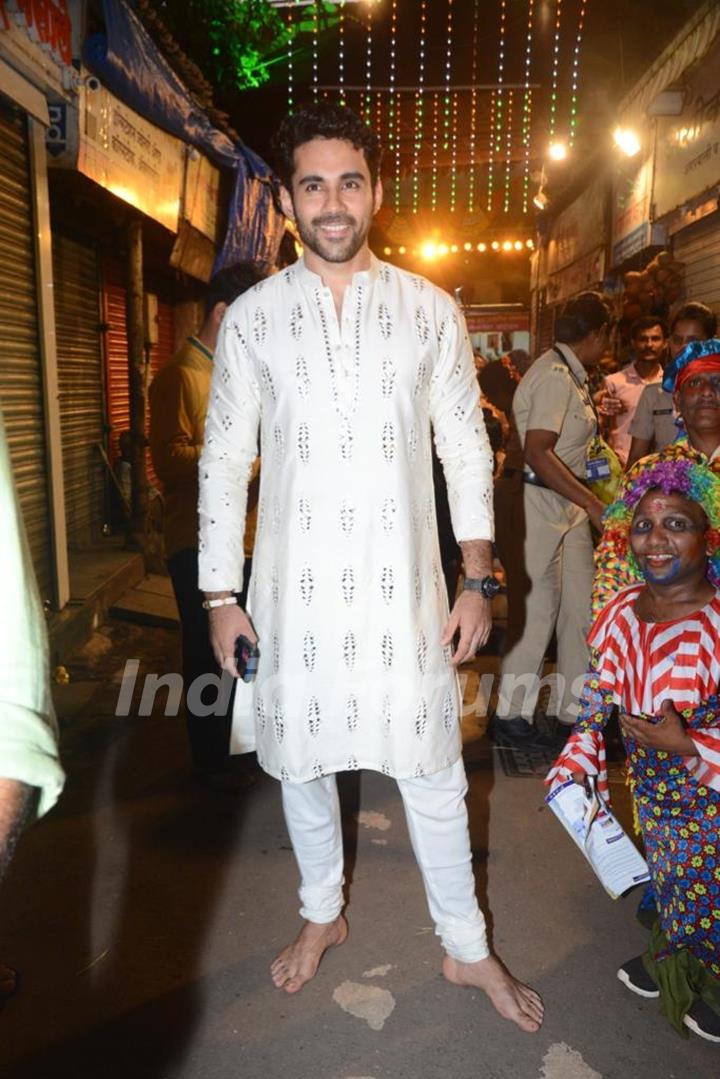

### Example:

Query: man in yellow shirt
xmin=150 ymin=264 xmax=265 ymax=782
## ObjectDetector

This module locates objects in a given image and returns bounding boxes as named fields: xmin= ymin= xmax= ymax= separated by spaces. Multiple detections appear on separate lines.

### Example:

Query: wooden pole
xmin=125 ymin=218 xmax=148 ymax=552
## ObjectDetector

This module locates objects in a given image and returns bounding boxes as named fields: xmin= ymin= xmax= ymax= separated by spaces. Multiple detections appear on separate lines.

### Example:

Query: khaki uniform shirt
xmin=628 ymin=382 xmax=679 ymax=452
xmin=512 ymin=343 xmax=596 ymax=529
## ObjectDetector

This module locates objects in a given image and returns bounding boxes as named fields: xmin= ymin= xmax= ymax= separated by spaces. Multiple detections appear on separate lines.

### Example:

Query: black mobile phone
xmin=234 ymin=635 xmax=260 ymax=683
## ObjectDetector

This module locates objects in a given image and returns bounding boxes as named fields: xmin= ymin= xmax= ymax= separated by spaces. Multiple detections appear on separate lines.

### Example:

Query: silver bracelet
xmin=202 ymin=596 xmax=237 ymax=610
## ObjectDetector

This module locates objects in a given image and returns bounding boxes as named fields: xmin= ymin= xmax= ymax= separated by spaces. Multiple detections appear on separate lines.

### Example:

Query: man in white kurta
xmin=198 ymin=103 xmax=543 ymax=1033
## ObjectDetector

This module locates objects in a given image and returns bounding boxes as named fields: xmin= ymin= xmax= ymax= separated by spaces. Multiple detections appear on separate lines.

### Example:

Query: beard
xmin=295 ymin=211 xmax=371 ymax=264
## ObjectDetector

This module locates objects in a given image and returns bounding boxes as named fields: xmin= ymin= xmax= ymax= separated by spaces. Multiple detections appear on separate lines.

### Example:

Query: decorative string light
xmin=412 ymin=0 xmax=427 ymax=214
xmin=487 ymin=88 xmax=496 ymax=212
xmin=394 ymin=92 xmax=402 ymax=211
xmin=521 ymin=0 xmax=535 ymax=213
xmin=442 ymin=0 xmax=455 ymax=206
xmin=431 ymin=91 xmax=440 ymax=211
xmin=503 ymin=88 xmax=513 ymax=213
xmin=549 ymin=0 xmax=563 ymax=139
xmin=449 ymin=90 xmax=459 ymax=212
xmin=286 ymin=1 xmax=294 ymax=114
xmin=489 ymin=0 xmax=507 ymax=212
xmin=362 ymin=0 xmax=373 ymax=123
xmin=338 ymin=0 xmax=346 ymax=106
xmin=311 ymin=0 xmax=319 ymax=101
xmin=569 ymin=0 xmax=588 ymax=146
xmin=467 ymin=0 xmax=480 ymax=214
xmin=387 ymin=0 xmax=398 ymax=176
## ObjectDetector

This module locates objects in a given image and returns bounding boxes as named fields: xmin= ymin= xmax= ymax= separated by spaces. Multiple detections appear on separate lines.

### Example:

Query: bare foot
xmin=271 ymin=915 xmax=348 ymax=994
xmin=443 ymin=953 xmax=544 ymax=1033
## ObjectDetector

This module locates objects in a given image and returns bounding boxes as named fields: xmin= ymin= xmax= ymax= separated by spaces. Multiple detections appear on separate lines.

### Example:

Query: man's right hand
xmin=208 ymin=604 xmax=257 ymax=678
xmin=597 ymin=392 xmax=626 ymax=417
xmin=585 ymin=496 xmax=607 ymax=533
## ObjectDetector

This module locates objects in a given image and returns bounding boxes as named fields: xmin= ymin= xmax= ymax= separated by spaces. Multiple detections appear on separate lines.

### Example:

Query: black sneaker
xmin=684 ymin=999 xmax=720 ymax=1042
xmin=616 ymin=956 xmax=660 ymax=999
xmin=489 ymin=716 xmax=556 ymax=751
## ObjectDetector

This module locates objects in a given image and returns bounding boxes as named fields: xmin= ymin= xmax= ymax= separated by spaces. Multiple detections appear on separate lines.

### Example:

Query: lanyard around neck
xmin=553 ymin=346 xmax=600 ymax=436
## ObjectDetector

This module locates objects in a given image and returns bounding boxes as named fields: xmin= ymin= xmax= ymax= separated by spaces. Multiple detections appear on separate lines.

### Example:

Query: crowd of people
xmin=2 ymin=100 xmax=720 ymax=1050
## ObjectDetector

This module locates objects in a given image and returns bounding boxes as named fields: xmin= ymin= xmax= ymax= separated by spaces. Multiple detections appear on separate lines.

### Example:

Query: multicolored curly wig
xmin=592 ymin=452 xmax=720 ymax=616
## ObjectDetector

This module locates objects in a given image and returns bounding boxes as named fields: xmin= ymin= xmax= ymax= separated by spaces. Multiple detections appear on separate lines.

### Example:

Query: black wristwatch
xmin=463 ymin=575 xmax=501 ymax=599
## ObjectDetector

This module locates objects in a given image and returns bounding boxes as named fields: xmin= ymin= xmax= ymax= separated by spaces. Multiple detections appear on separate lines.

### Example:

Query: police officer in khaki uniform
xmin=493 ymin=292 xmax=613 ymax=748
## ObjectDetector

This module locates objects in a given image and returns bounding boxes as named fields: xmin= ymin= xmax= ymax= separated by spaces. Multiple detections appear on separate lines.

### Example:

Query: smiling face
xmin=630 ymin=489 xmax=709 ymax=586
xmin=279 ymin=137 xmax=383 ymax=270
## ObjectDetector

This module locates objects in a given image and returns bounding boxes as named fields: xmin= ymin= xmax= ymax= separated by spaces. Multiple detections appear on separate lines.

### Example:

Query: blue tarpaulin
xmin=84 ymin=0 xmax=284 ymax=270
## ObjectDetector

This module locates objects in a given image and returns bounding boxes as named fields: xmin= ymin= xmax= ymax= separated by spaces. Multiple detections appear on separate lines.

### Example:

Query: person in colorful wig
xmin=593 ymin=337 xmax=720 ymax=614
xmin=547 ymin=455 xmax=720 ymax=1042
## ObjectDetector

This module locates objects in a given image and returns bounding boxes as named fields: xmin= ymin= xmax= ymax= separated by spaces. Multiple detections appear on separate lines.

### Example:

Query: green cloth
xmin=643 ymin=920 xmax=720 ymax=1037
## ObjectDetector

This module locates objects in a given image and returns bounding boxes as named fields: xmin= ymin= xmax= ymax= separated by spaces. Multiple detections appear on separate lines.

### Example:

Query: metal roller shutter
xmin=53 ymin=232 xmax=106 ymax=547
xmin=674 ymin=211 xmax=720 ymax=311
xmin=103 ymin=260 xmax=174 ymax=491
xmin=0 ymin=100 xmax=53 ymax=602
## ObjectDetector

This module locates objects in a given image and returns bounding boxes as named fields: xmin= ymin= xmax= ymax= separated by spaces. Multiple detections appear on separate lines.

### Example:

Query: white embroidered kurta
xmin=198 ymin=256 xmax=493 ymax=782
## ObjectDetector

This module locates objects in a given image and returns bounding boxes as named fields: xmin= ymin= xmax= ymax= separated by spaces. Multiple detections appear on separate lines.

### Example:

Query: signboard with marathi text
xmin=76 ymin=77 xmax=183 ymax=232
xmin=654 ymin=34 xmax=720 ymax=219
xmin=183 ymin=150 xmax=221 ymax=242
xmin=546 ymin=175 xmax=608 ymax=276
xmin=611 ymin=152 xmax=654 ymax=265
xmin=464 ymin=309 xmax=529 ymax=334
xmin=0 ymin=0 xmax=73 ymax=97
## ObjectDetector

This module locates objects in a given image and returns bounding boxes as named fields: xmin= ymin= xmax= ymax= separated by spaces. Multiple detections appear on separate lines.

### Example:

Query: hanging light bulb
xmin=613 ymin=126 xmax=641 ymax=156
xmin=548 ymin=139 xmax=568 ymax=161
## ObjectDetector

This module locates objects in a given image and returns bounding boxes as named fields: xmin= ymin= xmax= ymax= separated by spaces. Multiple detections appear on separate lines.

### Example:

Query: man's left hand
xmin=620 ymin=700 xmax=697 ymax=756
xmin=441 ymin=591 xmax=492 ymax=667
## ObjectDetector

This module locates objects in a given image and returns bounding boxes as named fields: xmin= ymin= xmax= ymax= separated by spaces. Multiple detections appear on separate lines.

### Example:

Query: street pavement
xmin=0 ymin=619 xmax=715 ymax=1078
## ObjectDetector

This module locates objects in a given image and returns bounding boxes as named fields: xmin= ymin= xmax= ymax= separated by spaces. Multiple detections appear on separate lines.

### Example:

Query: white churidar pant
xmin=280 ymin=758 xmax=489 ymax=963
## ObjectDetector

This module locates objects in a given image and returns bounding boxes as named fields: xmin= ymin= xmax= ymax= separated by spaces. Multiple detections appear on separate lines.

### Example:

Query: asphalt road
xmin=0 ymin=621 xmax=715 ymax=1078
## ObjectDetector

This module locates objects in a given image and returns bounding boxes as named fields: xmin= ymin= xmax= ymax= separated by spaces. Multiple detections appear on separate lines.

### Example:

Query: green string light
xmin=549 ymin=0 xmax=563 ymax=139
xmin=412 ymin=0 xmax=427 ymax=214
xmin=521 ymin=0 xmax=536 ymax=213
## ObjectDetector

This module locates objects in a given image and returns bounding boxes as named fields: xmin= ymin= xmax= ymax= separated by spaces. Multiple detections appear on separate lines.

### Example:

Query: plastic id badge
xmin=586 ymin=455 xmax=612 ymax=482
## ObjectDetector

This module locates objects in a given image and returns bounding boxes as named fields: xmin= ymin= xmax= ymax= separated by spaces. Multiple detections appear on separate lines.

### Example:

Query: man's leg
xmin=271 ymin=775 xmax=348 ymax=993
xmin=167 ymin=547 xmax=232 ymax=775
xmin=397 ymin=759 xmax=544 ymax=1033
xmin=495 ymin=497 xmax=563 ymax=740
xmin=556 ymin=519 xmax=594 ymax=726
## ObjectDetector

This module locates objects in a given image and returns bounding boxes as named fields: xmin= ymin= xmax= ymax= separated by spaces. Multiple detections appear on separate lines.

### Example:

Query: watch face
xmin=483 ymin=576 xmax=501 ymax=598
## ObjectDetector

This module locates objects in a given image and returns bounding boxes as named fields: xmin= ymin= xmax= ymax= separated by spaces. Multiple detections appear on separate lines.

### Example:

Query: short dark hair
xmin=205 ymin=263 xmax=267 ymax=316
xmin=630 ymin=314 xmax=668 ymax=339
xmin=671 ymin=301 xmax=717 ymax=337
xmin=272 ymin=102 xmax=382 ymax=190
xmin=555 ymin=291 xmax=614 ymax=344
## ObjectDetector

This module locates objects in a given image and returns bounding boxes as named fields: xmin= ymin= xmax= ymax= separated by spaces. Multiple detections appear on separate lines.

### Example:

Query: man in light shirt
xmin=601 ymin=316 xmax=667 ymax=466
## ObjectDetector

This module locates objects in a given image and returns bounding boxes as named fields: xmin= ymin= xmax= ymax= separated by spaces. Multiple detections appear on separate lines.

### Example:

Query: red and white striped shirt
xmin=547 ymin=586 xmax=720 ymax=795
xmin=590 ymin=585 xmax=720 ymax=715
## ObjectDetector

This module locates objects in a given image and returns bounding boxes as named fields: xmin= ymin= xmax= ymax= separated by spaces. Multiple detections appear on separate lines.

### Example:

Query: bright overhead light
xmin=383 ymin=246 xmax=392 ymax=255
xmin=450 ymin=244 xmax=458 ymax=253
xmin=464 ymin=242 xmax=472 ymax=252
xmin=533 ymin=190 xmax=549 ymax=211
xmin=526 ymin=238 xmax=534 ymax=249
xmin=398 ymin=245 xmax=406 ymax=255
xmin=438 ymin=243 xmax=449 ymax=256
xmin=502 ymin=240 xmax=513 ymax=252
xmin=548 ymin=140 xmax=568 ymax=162
xmin=421 ymin=241 xmax=437 ymax=260
xmin=613 ymin=126 xmax=641 ymax=156
xmin=491 ymin=240 xmax=500 ymax=251
xmin=477 ymin=242 xmax=487 ymax=252
xmin=514 ymin=240 xmax=524 ymax=251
